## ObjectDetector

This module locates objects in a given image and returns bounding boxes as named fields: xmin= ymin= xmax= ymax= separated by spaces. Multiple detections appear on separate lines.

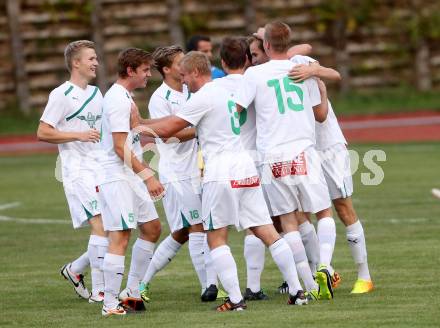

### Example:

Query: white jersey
xmin=236 ymin=59 xmax=321 ymax=163
xmin=40 ymin=81 xmax=103 ymax=181
xmin=214 ymin=74 xmax=257 ymax=156
xmin=290 ymin=55 xmax=347 ymax=150
xmin=176 ymin=80 xmax=257 ymax=183
xmin=99 ymin=83 xmax=143 ymax=184
xmin=148 ymin=82 xmax=199 ymax=183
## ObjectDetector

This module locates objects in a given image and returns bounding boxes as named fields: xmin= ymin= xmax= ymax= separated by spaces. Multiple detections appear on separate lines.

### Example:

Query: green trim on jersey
xmin=66 ymin=87 xmax=99 ymax=122
xmin=165 ymin=89 xmax=171 ymax=100
xmin=83 ymin=205 xmax=94 ymax=220
xmin=186 ymin=92 xmax=191 ymax=100
xmin=180 ymin=211 xmax=191 ymax=228
xmin=64 ymin=85 xmax=74 ymax=96
xmin=208 ymin=213 xmax=214 ymax=231
xmin=121 ymin=215 xmax=129 ymax=230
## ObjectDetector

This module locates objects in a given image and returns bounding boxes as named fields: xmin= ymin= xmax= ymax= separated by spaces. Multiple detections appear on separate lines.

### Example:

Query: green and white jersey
xmin=148 ymin=82 xmax=199 ymax=183
xmin=40 ymin=81 xmax=103 ymax=179
xmin=212 ymin=74 xmax=257 ymax=157
xmin=236 ymin=60 xmax=322 ymax=163
xmin=290 ymin=55 xmax=347 ymax=151
xmin=99 ymin=83 xmax=142 ymax=184
xmin=176 ymin=80 xmax=257 ymax=183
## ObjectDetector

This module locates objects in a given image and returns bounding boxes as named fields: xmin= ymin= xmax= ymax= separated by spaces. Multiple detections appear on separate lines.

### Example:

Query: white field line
xmin=356 ymin=217 xmax=429 ymax=224
xmin=0 ymin=215 xmax=70 ymax=224
xmin=0 ymin=202 xmax=21 ymax=211
xmin=340 ymin=116 xmax=440 ymax=130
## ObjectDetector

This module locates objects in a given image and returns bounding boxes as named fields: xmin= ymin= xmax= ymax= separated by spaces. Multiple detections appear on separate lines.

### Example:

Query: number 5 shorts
xmin=201 ymin=178 xmax=273 ymax=231
xmin=162 ymin=178 xmax=203 ymax=233
xmin=63 ymin=172 xmax=101 ymax=229
xmin=98 ymin=176 xmax=158 ymax=232
xmin=258 ymin=146 xmax=332 ymax=216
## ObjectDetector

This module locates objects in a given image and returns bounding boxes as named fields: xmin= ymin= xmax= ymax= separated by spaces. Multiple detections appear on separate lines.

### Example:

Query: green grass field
xmin=1 ymin=143 xmax=439 ymax=327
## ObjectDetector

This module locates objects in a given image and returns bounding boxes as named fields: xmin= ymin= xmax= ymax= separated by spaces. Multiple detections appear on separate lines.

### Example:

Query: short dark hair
xmin=153 ymin=45 xmax=184 ymax=78
xmin=117 ymin=48 xmax=152 ymax=78
xmin=248 ymin=35 xmax=264 ymax=53
xmin=186 ymin=35 xmax=211 ymax=52
xmin=220 ymin=37 xmax=248 ymax=70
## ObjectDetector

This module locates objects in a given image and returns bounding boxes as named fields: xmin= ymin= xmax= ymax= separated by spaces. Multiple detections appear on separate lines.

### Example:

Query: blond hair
xmin=180 ymin=51 xmax=211 ymax=76
xmin=64 ymin=40 xmax=95 ymax=72
xmin=264 ymin=21 xmax=291 ymax=53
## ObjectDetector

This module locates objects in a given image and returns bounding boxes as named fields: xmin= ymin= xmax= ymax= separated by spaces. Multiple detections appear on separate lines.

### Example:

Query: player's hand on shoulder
xmin=145 ymin=176 xmax=165 ymax=200
xmin=78 ymin=129 xmax=100 ymax=143
xmin=288 ymin=64 xmax=314 ymax=82
xmin=253 ymin=27 xmax=265 ymax=40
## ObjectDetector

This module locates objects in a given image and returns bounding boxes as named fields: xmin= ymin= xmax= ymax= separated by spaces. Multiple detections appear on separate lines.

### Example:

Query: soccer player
xmin=37 ymin=40 xmax=108 ymax=303
xmin=138 ymin=49 xmax=309 ymax=311
xmin=242 ymin=35 xmax=317 ymax=301
xmin=132 ymin=45 xmax=208 ymax=300
xmin=289 ymin=54 xmax=374 ymax=294
xmin=235 ymin=21 xmax=337 ymax=300
xmin=98 ymin=48 xmax=163 ymax=316
xmin=187 ymin=35 xmax=226 ymax=79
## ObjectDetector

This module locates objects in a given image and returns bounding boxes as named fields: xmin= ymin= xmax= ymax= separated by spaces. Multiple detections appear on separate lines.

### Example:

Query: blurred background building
xmin=1 ymin=0 xmax=440 ymax=116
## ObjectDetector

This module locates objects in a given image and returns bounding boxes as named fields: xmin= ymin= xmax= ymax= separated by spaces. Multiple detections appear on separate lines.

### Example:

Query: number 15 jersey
xmin=236 ymin=59 xmax=321 ymax=163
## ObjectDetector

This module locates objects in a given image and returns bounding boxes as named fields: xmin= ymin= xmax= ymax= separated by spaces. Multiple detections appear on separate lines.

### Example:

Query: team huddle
xmin=37 ymin=21 xmax=373 ymax=317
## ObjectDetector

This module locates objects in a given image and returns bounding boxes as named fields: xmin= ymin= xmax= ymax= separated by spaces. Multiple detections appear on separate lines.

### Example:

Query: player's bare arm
xmin=286 ymin=44 xmax=313 ymax=58
xmin=134 ymin=115 xmax=190 ymax=139
xmin=37 ymin=121 xmax=100 ymax=144
xmin=130 ymin=105 xmax=195 ymax=142
xmin=112 ymin=132 xmax=164 ymax=198
xmin=289 ymin=62 xmax=341 ymax=83
xmin=313 ymin=79 xmax=329 ymax=123
xmin=254 ymin=26 xmax=312 ymax=58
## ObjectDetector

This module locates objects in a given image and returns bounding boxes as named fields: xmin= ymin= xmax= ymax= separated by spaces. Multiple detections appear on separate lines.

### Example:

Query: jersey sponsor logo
xmin=77 ymin=112 xmax=102 ymax=128
xmin=230 ymin=176 xmax=260 ymax=188
xmin=270 ymin=152 xmax=307 ymax=178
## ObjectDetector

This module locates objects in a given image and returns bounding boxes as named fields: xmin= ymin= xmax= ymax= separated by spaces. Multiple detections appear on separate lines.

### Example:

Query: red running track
xmin=1 ymin=111 xmax=439 ymax=155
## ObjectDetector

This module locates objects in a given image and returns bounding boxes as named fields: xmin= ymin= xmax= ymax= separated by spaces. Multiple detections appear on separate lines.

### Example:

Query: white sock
xmin=346 ymin=220 xmax=371 ymax=280
xmin=244 ymin=235 xmax=265 ymax=293
xmin=210 ymin=245 xmax=242 ymax=304
xmin=269 ymin=238 xmax=303 ymax=296
xmin=317 ymin=217 xmax=336 ymax=268
xmin=283 ymin=231 xmax=318 ymax=292
xmin=204 ymin=235 xmax=218 ymax=287
xmin=299 ymin=221 xmax=320 ymax=274
xmin=126 ymin=238 xmax=155 ymax=298
xmin=103 ymin=253 xmax=125 ymax=309
xmin=70 ymin=251 xmax=90 ymax=274
xmin=141 ymin=235 xmax=181 ymax=284
xmin=88 ymin=235 xmax=108 ymax=295
xmin=188 ymin=232 xmax=207 ymax=290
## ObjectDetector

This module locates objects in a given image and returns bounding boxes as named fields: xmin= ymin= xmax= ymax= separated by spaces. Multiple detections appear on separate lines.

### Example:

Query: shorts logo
xmin=230 ymin=176 xmax=260 ymax=188
xmin=271 ymin=152 xmax=307 ymax=178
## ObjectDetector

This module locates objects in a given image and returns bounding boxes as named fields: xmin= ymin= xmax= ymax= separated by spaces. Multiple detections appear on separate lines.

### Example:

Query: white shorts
xmin=63 ymin=172 xmax=100 ymax=229
xmin=162 ymin=178 xmax=203 ymax=233
xmin=99 ymin=178 xmax=158 ymax=232
xmin=319 ymin=143 xmax=354 ymax=200
xmin=259 ymin=146 xmax=331 ymax=215
xmin=201 ymin=177 xmax=272 ymax=231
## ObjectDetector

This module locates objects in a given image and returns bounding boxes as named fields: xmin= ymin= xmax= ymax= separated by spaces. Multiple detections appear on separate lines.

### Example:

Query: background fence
xmin=2 ymin=0 xmax=440 ymax=114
